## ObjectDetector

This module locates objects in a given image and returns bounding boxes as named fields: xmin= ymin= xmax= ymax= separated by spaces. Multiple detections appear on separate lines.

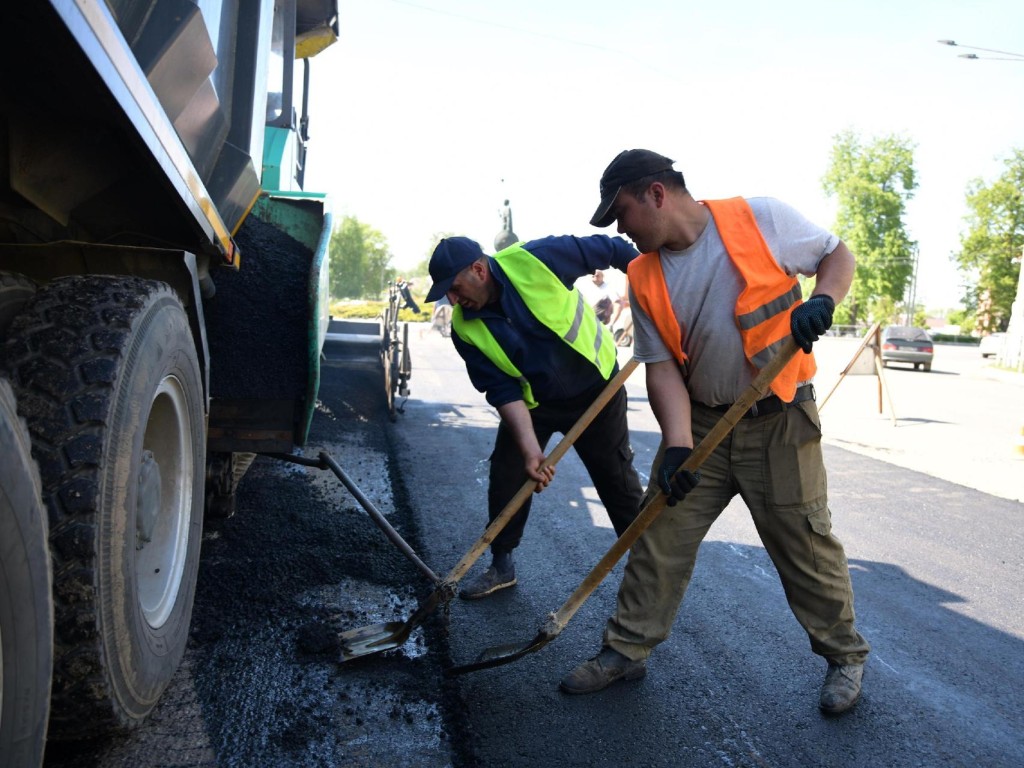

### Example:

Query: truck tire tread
xmin=0 ymin=379 xmax=52 ymax=767
xmin=2 ymin=275 xmax=204 ymax=739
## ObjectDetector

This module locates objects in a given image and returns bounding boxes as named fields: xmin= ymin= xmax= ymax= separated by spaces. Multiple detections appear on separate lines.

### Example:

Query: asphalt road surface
xmin=403 ymin=328 xmax=1023 ymax=768
xmin=42 ymin=328 xmax=1023 ymax=767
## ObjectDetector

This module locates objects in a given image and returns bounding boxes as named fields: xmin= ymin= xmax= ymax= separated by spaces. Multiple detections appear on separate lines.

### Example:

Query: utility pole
xmin=1009 ymin=245 xmax=1024 ymax=372
xmin=904 ymin=245 xmax=919 ymax=326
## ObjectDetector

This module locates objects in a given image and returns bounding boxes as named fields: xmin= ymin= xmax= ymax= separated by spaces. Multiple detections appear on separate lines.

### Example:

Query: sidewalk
xmin=812 ymin=341 xmax=1024 ymax=504
xmin=607 ymin=336 xmax=1024 ymax=504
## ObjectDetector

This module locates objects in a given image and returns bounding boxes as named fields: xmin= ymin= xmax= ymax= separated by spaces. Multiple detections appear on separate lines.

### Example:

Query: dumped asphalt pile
xmin=204 ymin=215 xmax=311 ymax=400
xmin=181 ymin=354 xmax=476 ymax=764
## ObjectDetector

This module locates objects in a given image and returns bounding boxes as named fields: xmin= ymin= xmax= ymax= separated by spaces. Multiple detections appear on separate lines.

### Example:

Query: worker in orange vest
xmin=561 ymin=149 xmax=870 ymax=716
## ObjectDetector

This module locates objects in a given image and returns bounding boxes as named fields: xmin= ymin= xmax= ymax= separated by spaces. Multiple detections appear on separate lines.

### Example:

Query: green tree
xmin=954 ymin=148 xmax=1024 ymax=333
xmin=328 ymin=215 xmax=393 ymax=299
xmin=946 ymin=306 xmax=976 ymax=332
xmin=822 ymin=130 xmax=919 ymax=327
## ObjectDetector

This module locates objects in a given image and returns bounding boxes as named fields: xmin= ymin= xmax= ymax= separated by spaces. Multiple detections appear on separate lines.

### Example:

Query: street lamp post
xmin=1011 ymin=247 xmax=1024 ymax=372
xmin=939 ymin=39 xmax=1024 ymax=371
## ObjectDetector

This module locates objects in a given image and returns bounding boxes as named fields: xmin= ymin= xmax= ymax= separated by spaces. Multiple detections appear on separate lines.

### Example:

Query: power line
xmin=937 ymin=39 xmax=1024 ymax=62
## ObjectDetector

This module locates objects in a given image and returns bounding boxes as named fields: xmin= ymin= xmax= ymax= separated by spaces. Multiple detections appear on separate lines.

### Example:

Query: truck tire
xmin=0 ymin=379 xmax=52 ymax=767
xmin=3 ymin=275 xmax=205 ymax=738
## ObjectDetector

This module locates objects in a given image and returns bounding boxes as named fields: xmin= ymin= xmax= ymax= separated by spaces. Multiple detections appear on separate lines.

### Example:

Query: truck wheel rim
xmin=136 ymin=374 xmax=193 ymax=629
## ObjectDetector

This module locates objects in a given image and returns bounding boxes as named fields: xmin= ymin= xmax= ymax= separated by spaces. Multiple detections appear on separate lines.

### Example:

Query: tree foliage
xmin=954 ymin=148 xmax=1024 ymax=333
xmin=328 ymin=216 xmax=393 ymax=299
xmin=822 ymin=130 xmax=918 ymax=326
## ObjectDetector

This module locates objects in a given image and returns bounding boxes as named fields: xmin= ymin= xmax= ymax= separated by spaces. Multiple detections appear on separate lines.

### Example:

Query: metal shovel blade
xmin=444 ymin=631 xmax=552 ymax=676
xmin=339 ymin=589 xmax=444 ymax=661
xmin=339 ymin=620 xmax=415 ymax=660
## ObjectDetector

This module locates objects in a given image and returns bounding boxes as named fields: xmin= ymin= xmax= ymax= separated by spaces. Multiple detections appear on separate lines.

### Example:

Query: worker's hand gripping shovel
xmin=445 ymin=338 xmax=801 ymax=676
xmin=336 ymin=358 xmax=641 ymax=661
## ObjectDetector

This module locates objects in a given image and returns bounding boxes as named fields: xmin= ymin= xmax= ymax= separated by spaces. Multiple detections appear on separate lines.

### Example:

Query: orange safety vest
xmin=627 ymin=196 xmax=815 ymax=401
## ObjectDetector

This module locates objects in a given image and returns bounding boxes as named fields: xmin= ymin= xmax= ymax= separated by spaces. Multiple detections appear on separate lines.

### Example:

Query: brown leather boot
xmin=819 ymin=662 xmax=864 ymax=714
xmin=559 ymin=647 xmax=646 ymax=695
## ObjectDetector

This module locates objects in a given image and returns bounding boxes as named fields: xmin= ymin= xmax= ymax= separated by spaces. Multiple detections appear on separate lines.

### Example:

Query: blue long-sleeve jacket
xmin=452 ymin=234 xmax=637 ymax=408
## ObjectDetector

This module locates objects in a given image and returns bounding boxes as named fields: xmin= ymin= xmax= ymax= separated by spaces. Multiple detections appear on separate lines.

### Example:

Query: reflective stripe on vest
xmin=628 ymin=197 xmax=816 ymax=401
xmin=452 ymin=245 xmax=616 ymax=408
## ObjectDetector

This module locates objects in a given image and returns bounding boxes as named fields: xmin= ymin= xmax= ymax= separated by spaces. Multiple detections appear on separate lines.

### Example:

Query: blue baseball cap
xmin=426 ymin=237 xmax=485 ymax=302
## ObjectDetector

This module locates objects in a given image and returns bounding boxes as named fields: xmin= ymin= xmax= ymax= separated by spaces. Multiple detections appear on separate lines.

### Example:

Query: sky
xmin=301 ymin=0 xmax=1024 ymax=310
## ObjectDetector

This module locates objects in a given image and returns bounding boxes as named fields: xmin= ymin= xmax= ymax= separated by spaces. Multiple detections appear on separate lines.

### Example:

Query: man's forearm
xmin=496 ymin=399 xmax=553 ymax=488
xmin=646 ymin=360 xmax=694 ymax=448
xmin=813 ymin=241 xmax=855 ymax=303
xmin=496 ymin=400 xmax=543 ymax=459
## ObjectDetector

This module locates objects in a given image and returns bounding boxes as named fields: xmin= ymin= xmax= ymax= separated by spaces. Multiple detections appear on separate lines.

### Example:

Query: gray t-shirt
xmin=630 ymin=197 xmax=839 ymax=405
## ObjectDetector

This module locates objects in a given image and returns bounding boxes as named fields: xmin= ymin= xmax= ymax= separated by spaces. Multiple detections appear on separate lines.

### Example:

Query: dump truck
xmin=0 ymin=0 xmax=339 ymax=761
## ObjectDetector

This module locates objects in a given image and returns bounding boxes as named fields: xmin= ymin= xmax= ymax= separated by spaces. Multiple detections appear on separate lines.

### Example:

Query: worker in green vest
xmin=426 ymin=235 xmax=643 ymax=599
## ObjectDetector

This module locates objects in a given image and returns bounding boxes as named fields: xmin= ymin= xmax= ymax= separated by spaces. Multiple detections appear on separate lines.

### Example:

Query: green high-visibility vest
xmin=452 ymin=243 xmax=616 ymax=408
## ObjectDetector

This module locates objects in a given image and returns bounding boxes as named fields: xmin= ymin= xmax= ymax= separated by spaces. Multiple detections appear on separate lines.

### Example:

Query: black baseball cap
xmin=590 ymin=149 xmax=676 ymax=227
xmin=426 ymin=237 xmax=485 ymax=302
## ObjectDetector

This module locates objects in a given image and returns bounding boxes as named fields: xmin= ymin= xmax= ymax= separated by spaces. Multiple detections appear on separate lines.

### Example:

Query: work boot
xmin=819 ymin=662 xmax=864 ymax=714
xmin=559 ymin=647 xmax=646 ymax=695
xmin=458 ymin=564 xmax=516 ymax=600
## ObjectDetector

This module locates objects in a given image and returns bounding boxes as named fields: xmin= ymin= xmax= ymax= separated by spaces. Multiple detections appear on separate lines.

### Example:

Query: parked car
xmin=979 ymin=332 xmax=1006 ymax=358
xmin=881 ymin=326 xmax=934 ymax=371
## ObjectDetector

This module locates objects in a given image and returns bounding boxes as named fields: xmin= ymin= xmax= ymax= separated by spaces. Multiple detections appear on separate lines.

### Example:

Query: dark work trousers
xmin=486 ymin=382 xmax=643 ymax=554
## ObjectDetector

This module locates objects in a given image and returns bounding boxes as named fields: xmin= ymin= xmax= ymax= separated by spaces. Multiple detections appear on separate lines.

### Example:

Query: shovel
xmin=337 ymin=357 xmax=640 ymax=661
xmin=445 ymin=338 xmax=800 ymax=675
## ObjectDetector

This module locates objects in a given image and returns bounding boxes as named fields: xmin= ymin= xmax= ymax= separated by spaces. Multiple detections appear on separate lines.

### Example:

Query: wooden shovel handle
xmin=444 ymin=357 xmax=641 ymax=586
xmin=545 ymin=338 xmax=801 ymax=634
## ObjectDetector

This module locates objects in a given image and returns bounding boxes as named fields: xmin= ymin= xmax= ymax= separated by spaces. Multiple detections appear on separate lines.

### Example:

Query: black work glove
xmin=790 ymin=294 xmax=835 ymax=353
xmin=658 ymin=447 xmax=702 ymax=507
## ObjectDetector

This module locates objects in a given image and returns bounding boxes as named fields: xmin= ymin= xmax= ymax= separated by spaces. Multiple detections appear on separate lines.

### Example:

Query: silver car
xmin=881 ymin=326 xmax=934 ymax=372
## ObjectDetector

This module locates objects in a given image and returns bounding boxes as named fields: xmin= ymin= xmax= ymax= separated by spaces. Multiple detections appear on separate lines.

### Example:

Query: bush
xmin=930 ymin=334 xmax=978 ymax=345
xmin=329 ymin=300 xmax=428 ymax=323
xmin=329 ymin=301 xmax=379 ymax=319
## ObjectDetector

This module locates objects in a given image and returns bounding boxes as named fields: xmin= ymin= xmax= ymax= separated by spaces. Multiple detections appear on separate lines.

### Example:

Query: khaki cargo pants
xmin=604 ymin=399 xmax=870 ymax=666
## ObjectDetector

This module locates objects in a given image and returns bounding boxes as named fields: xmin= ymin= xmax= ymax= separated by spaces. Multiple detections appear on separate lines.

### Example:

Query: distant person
xmin=589 ymin=269 xmax=623 ymax=327
xmin=560 ymin=148 xmax=870 ymax=716
xmin=426 ymin=235 xmax=643 ymax=599
xmin=430 ymin=294 xmax=452 ymax=337
xmin=611 ymin=276 xmax=634 ymax=347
